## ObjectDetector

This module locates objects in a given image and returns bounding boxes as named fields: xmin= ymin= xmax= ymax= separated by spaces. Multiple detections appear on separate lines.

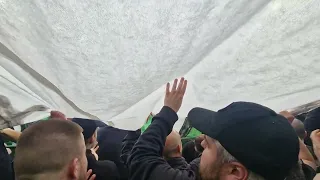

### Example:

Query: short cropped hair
xmin=163 ymin=131 xmax=182 ymax=158
xmin=214 ymin=140 xmax=265 ymax=180
xmin=14 ymin=119 xmax=84 ymax=178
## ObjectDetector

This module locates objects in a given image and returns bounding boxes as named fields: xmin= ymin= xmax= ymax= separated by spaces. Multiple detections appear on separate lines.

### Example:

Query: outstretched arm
xmin=127 ymin=78 xmax=198 ymax=180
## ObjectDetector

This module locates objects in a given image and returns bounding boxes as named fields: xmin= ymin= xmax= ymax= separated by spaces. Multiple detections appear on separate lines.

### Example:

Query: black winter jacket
xmin=127 ymin=106 xmax=200 ymax=180
xmin=86 ymin=149 xmax=120 ymax=180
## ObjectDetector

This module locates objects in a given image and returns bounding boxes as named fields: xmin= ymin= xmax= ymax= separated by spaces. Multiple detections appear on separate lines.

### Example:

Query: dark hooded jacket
xmin=127 ymin=106 xmax=200 ymax=180
xmin=86 ymin=149 xmax=120 ymax=180
xmin=121 ymin=129 xmax=195 ymax=172
xmin=0 ymin=136 xmax=14 ymax=180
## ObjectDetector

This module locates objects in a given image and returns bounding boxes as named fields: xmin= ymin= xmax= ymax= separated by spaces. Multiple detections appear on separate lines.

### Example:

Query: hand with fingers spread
xmin=91 ymin=145 xmax=99 ymax=160
xmin=164 ymin=77 xmax=188 ymax=113
xmin=86 ymin=169 xmax=96 ymax=180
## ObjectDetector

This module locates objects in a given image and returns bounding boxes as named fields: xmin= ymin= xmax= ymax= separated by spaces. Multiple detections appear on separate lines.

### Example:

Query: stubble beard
xmin=199 ymin=161 xmax=222 ymax=180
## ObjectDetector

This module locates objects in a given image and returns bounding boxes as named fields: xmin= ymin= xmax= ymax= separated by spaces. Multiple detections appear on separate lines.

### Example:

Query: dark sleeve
xmin=87 ymin=150 xmax=120 ymax=180
xmin=127 ymin=106 xmax=198 ymax=180
xmin=86 ymin=149 xmax=97 ymax=170
xmin=0 ymin=137 xmax=14 ymax=180
xmin=95 ymin=161 xmax=120 ymax=180
xmin=120 ymin=129 xmax=141 ymax=166
xmin=301 ymin=162 xmax=316 ymax=180
xmin=189 ymin=158 xmax=200 ymax=177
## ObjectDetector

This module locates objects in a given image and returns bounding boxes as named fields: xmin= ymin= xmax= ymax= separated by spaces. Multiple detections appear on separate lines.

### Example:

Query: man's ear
xmin=177 ymin=144 xmax=182 ymax=154
xmin=221 ymin=162 xmax=248 ymax=180
xmin=68 ymin=158 xmax=80 ymax=179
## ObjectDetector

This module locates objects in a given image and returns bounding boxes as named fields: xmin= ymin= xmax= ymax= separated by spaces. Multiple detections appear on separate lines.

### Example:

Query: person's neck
xmin=165 ymin=153 xmax=182 ymax=159
xmin=18 ymin=172 xmax=62 ymax=180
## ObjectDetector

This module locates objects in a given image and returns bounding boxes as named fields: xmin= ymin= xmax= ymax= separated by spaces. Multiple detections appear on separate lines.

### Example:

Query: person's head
xmin=200 ymin=137 xmax=265 ymax=180
xmin=14 ymin=119 xmax=88 ymax=180
xmin=188 ymin=102 xmax=300 ymax=180
xmin=72 ymin=118 xmax=98 ymax=149
xmin=291 ymin=118 xmax=307 ymax=140
xmin=304 ymin=107 xmax=320 ymax=146
xmin=163 ymin=131 xmax=182 ymax=159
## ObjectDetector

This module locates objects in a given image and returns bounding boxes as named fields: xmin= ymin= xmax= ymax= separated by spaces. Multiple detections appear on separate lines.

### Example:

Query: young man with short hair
xmin=14 ymin=119 xmax=94 ymax=180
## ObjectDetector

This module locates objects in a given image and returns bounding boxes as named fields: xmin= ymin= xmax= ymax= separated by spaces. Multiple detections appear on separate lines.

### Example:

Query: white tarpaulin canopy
xmin=0 ymin=0 xmax=319 ymax=130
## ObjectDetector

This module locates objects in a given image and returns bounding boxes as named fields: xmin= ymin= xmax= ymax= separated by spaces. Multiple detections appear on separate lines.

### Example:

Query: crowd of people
xmin=1 ymin=77 xmax=320 ymax=180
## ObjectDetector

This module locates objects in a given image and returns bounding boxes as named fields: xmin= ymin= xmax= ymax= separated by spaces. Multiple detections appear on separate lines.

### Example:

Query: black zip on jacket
xmin=127 ymin=106 xmax=200 ymax=180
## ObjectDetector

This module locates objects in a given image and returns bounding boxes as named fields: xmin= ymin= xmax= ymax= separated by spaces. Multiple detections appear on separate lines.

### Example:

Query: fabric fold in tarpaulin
xmin=0 ymin=0 xmax=320 ymax=130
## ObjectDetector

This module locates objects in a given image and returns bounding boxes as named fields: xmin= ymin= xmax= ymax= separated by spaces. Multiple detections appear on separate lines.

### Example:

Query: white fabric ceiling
xmin=0 ymin=0 xmax=319 ymax=130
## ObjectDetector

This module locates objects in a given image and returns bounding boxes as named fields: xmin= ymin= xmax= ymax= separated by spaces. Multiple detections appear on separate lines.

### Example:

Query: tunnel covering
xmin=0 ymin=0 xmax=319 ymax=130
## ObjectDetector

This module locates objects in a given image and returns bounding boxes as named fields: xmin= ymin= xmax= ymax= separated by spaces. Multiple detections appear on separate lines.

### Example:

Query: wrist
xmin=156 ymin=106 xmax=179 ymax=125
xmin=163 ymin=106 xmax=177 ymax=113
